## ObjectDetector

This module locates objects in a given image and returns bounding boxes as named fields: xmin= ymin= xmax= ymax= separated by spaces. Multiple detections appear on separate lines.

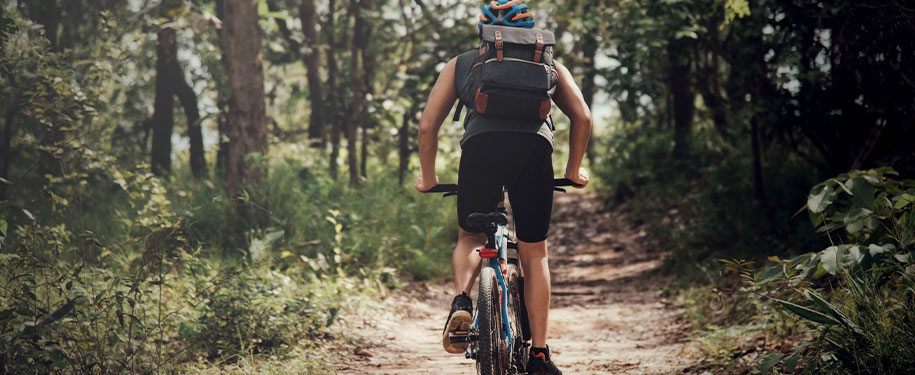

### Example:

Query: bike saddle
xmin=466 ymin=212 xmax=508 ymax=233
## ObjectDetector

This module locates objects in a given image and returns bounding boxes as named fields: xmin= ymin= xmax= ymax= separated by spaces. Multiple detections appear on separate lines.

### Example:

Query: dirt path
xmin=337 ymin=192 xmax=693 ymax=375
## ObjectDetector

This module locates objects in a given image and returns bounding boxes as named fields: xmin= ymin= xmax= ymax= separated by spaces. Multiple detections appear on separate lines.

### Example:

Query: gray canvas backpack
xmin=454 ymin=25 xmax=559 ymax=122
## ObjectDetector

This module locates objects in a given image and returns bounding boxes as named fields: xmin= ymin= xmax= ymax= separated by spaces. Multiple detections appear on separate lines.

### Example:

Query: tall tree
xmin=221 ymin=0 xmax=268 ymax=197
xmin=150 ymin=26 xmax=206 ymax=176
xmin=667 ymin=38 xmax=694 ymax=158
xmin=344 ymin=0 xmax=370 ymax=185
xmin=299 ymin=0 xmax=326 ymax=144
xmin=398 ymin=104 xmax=416 ymax=184
xmin=323 ymin=0 xmax=343 ymax=179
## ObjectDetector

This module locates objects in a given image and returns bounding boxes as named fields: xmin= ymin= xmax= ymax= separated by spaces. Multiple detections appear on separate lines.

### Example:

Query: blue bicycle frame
xmin=469 ymin=212 xmax=515 ymax=358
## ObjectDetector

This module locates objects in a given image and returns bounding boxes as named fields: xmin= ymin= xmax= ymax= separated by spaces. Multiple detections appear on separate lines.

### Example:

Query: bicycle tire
xmin=476 ymin=267 xmax=504 ymax=375
xmin=505 ymin=263 xmax=528 ymax=373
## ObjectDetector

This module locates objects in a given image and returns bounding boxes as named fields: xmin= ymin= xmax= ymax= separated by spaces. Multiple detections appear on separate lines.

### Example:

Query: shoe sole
xmin=442 ymin=310 xmax=472 ymax=354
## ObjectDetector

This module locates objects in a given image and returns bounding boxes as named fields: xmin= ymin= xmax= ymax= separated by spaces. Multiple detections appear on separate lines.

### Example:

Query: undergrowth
xmin=0 ymin=139 xmax=457 ymax=374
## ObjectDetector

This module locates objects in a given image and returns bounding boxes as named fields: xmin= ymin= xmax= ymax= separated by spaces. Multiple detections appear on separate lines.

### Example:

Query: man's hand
xmin=414 ymin=173 xmax=440 ymax=193
xmin=565 ymin=167 xmax=589 ymax=189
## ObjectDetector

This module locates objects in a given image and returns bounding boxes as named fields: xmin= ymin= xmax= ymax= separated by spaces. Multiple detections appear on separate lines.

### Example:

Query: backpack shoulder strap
xmin=452 ymin=50 xmax=477 ymax=122
xmin=452 ymin=100 xmax=463 ymax=122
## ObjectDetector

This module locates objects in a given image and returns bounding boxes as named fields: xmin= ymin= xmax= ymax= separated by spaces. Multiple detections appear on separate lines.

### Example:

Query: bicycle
xmin=425 ymin=178 xmax=580 ymax=375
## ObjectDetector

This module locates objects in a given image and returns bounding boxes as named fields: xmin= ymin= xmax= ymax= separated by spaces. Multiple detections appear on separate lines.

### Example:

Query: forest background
xmin=1 ymin=0 xmax=913 ymax=373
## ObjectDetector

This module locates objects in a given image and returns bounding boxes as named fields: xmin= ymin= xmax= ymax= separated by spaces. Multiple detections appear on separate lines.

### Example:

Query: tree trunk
xmin=696 ymin=11 xmax=730 ymax=140
xmin=151 ymin=27 xmax=176 ymax=175
xmin=751 ymin=117 xmax=765 ymax=204
xmin=324 ymin=0 xmax=342 ymax=179
xmin=221 ymin=0 xmax=268 ymax=198
xmin=580 ymin=34 xmax=598 ymax=166
xmin=299 ymin=0 xmax=326 ymax=145
xmin=214 ymin=0 xmax=229 ymax=178
xmin=360 ymin=125 xmax=368 ymax=178
xmin=667 ymin=38 xmax=694 ymax=158
xmin=150 ymin=26 xmax=205 ymax=177
xmin=345 ymin=0 xmax=368 ymax=186
xmin=1 ymin=105 xmax=15 ymax=200
xmin=172 ymin=51 xmax=206 ymax=177
xmin=25 ymin=0 xmax=62 ymax=50
xmin=398 ymin=105 xmax=414 ymax=184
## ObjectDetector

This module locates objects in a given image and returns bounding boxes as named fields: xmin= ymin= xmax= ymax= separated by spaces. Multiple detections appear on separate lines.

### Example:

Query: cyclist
xmin=413 ymin=2 xmax=591 ymax=374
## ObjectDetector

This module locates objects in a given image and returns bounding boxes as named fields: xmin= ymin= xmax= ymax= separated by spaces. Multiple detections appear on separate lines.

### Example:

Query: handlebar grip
xmin=423 ymin=184 xmax=459 ymax=193
xmin=553 ymin=178 xmax=584 ymax=188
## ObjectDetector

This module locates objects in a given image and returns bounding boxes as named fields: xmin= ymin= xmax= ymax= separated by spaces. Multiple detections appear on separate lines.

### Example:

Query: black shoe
xmin=527 ymin=346 xmax=562 ymax=375
xmin=442 ymin=293 xmax=473 ymax=354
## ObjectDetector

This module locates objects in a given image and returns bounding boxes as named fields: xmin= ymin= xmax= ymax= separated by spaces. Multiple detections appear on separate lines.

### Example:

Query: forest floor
xmin=335 ymin=192 xmax=696 ymax=375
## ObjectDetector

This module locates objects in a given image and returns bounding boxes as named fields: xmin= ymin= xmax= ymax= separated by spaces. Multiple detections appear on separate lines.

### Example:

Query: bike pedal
xmin=448 ymin=331 xmax=479 ymax=344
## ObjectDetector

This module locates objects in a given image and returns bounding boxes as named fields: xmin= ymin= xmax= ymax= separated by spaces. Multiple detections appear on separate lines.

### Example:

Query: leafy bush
xmin=188 ymin=266 xmax=324 ymax=360
xmin=731 ymin=168 xmax=915 ymax=374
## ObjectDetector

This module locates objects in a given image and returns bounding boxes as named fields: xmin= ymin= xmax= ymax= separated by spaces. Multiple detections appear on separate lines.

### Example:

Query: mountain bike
xmin=426 ymin=178 xmax=579 ymax=375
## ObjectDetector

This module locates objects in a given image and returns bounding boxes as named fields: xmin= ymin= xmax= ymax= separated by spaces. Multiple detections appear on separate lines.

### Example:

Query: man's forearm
xmin=566 ymin=119 xmax=591 ymax=173
xmin=418 ymin=125 xmax=438 ymax=182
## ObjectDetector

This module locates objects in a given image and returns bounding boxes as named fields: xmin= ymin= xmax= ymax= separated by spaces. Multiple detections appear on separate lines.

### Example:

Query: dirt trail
xmin=337 ymin=192 xmax=693 ymax=375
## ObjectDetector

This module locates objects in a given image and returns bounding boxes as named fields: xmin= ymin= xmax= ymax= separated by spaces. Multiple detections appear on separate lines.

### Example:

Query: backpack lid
xmin=480 ymin=25 xmax=555 ymax=46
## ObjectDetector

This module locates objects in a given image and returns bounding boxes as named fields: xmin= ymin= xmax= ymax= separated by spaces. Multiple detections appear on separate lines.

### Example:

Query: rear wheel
xmin=476 ymin=267 xmax=504 ymax=375
xmin=505 ymin=263 xmax=528 ymax=373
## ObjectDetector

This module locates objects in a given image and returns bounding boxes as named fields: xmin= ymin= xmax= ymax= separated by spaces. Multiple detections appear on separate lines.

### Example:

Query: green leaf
xmin=846 ymin=177 xmax=875 ymax=209
xmin=756 ymin=264 xmax=784 ymax=284
xmin=807 ymin=185 xmax=837 ymax=213
xmin=326 ymin=307 xmax=339 ymax=327
xmin=28 ymin=298 xmax=78 ymax=334
xmin=846 ymin=245 xmax=865 ymax=266
xmin=868 ymin=243 xmax=894 ymax=257
xmin=786 ymin=253 xmax=814 ymax=266
xmin=125 ymin=313 xmax=144 ymax=328
xmin=783 ymin=346 xmax=805 ymax=371
xmin=759 ymin=351 xmax=784 ymax=373
xmin=807 ymin=291 xmax=846 ymax=325
xmin=820 ymin=246 xmax=839 ymax=275
xmin=843 ymin=208 xmax=872 ymax=224
xmin=777 ymin=299 xmax=841 ymax=325
xmin=894 ymin=193 xmax=915 ymax=210
xmin=257 ymin=0 xmax=268 ymax=16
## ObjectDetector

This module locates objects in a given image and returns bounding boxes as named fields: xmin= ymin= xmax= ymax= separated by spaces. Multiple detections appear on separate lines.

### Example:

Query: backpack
xmin=454 ymin=25 xmax=558 ymax=123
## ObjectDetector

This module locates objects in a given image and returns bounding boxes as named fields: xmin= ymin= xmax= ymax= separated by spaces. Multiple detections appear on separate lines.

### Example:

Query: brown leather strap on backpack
xmin=475 ymin=88 xmax=489 ymax=114
xmin=533 ymin=33 xmax=544 ymax=63
xmin=539 ymin=100 xmax=550 ymax=120
xmin=494 ymin=30 xmax=504 ymax=62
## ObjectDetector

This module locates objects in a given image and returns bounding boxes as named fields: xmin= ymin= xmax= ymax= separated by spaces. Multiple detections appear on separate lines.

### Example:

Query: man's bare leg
xmin=442 ymin=228 xmax=486 ymax=354
xmin=518 ymin=239 xmax=550 ymax=348
xmin=453 ymin=228 xmax=486 ymax=294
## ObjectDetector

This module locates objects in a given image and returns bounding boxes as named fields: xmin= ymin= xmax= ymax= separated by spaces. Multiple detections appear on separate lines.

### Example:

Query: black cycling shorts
xmin=457 ymin=132 xmax=554 ymax=243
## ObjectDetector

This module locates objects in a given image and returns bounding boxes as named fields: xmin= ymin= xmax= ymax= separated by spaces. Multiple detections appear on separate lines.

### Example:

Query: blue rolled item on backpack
xmin=478 ymin=0 xmax=535 ymax=31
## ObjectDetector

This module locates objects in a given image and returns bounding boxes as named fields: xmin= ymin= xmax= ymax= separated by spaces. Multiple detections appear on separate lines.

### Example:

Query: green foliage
xmin=188 ymin=263 xmax=338 ymax=361
xmin=0 ymin=11 xmax=455 ymax=370
xmin=732 ymin=169 xmax=915 ymax=374
xmin=594 ymin=124 xmax=822 ymax=282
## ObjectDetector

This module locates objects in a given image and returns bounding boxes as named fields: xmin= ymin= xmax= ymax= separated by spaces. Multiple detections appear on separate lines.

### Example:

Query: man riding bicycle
xmin=413 ymin=1 xmax=591 ymax=374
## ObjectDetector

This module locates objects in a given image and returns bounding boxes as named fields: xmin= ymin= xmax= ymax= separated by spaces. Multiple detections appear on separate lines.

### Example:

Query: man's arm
xmin=415 ymin=58 xmax=458 ymax=192
xmin=552 ymin=61 xmax=592 ymax=187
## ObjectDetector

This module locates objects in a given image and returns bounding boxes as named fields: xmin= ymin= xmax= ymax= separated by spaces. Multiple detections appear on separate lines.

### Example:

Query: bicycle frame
xmin=468 ymin=212 xmax=516 ymax=359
